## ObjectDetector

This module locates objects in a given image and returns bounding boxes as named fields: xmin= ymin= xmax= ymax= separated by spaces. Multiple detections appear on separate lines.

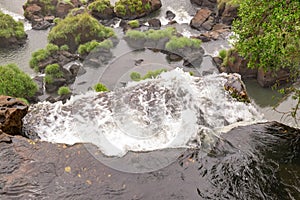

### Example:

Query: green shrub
xmin=0 ymin=11 xmax=26 ymax=39
xmin=48 ymin=12 xmax=115 ymax=52
xmin=46 ymin=43 xmax=59 ymax=54
xmin=128 ymin=20 xmax=140 ymax=28
xmin=58 ymin=86 xmax=71 ymax=95
xmin=130 ymin=72 xmax=141 ymax=81
xmin=94 ymin=83 xmax=109 ymax=92
xmin=88 ymin=0 xmax=113 ymax=13
xmin=45 ymin=64 xmax=63 ymax=78
xmin=60 ymin=44 xmax=69 ymax=51
xmin=218 ymin=49 xmax=227 ymax=59
xmin=130 ymin=69 xmax=167 ymax=81
xmin=165 ymin=37 xmax=201 ymax=51
xmin=115 ymin=0 xmax=152 ymax=17
xmin=30 ymin=44 xmax=60 ymax=71
xmin=125 ymin=30 xmax=146 ymax=40
xmin=44 ymin=75 xmax=53 ymax=84
xmin=77 ymin=39 xmax=113 ymax=55
xmin=0 ymin=64 xmax=38 ymax=98
xmin=146 ymin=27 xmax=176 ymax=40
xmin=17 ymin=98 xmax=29 ymax=105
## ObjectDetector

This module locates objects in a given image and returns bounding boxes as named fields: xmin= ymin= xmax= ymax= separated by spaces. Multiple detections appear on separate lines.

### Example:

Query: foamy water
xmin=24 ymin=69 xmax=264 ymax=156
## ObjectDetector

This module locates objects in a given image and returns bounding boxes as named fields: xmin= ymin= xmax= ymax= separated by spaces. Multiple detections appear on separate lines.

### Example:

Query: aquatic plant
xmin=0 ymin=64 xmax=38 ymax=98
xmin=0 ymin=11 xmax=26 ymax=39
xmin=58 ymin=86 xmax=71 ymax=96
xmin=165 ymin=37 xmax=201 ymax=51
xmin=125 ymin=27 xmax=176 ymax=41
xmin=128 ymin=20 xmax=140 ymax=28
xmin=94 ymin=83 xmax=109 ymax=92
xmin=218 ymin=49 xmax=227 ymax=60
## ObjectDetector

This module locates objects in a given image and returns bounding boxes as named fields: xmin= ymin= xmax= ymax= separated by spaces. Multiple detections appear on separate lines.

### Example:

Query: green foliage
xmin=218 ymin=49 xmax=227 ymax=59
xmin=146 ymin=27 xmax=176 ymax=40
xmin=232 ymin=0 xmax=300 ymax=119
xmin=128 ymin=20 xmax=140 ymax=28
xmin=39 ymin=0 xmax=56 ymax=15
xmin=45 ymin=64 xmax=63 ymax=78
xmin=130 ymin=72 xmax=141 ymax=81
xmin=0 ymin=64 xmax=38 ymax=98
xmin=58 ymin=86 xmax=71 ymax=95
xmin=115 ymin=0 xmax=152 ymax=17
xmin=44 ymin=75 xmax=53 ymax=84
xmin=125 ymin=27 xmax=176 ymax=40
xmin=165 ymin=37 xmax=201 ymax=51
xmin=94 ymin=83 xmax=109 ymax=92
xmin=125 ymin=30 xmax=147 ymax=40
xmin=77 ymin=39 xmax=113 ymax=55
xmin=88 ymin=0 xmax=113 ymax=13
xmin=30 ymin=44 xmax=59 ymax=71
xmin=48 ymin=12 xmax=115 ymax=51
xmin=60 ymin=44 xmax=69 ymax=51
xmin=130 ymin=69 xmax=167 ymax=81
xmin=0 ymin=11 xmax=26 ymax=39
xmin=232 ymin=0 xmax=300 ymax=72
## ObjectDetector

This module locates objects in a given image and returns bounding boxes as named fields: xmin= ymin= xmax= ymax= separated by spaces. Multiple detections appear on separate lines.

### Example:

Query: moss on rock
xmin=48 ymin=12 xmax=115 ymax=52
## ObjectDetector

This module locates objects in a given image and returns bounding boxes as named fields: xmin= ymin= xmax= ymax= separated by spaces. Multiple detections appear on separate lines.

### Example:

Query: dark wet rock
xmin=33 ymin=76 xmax=44 ymax=96
xmin=32 ymin=20 xmax=51 ymax=30
xmin=167 ymin=53 xmax=182 ymax=62
xmin=224 ymin=73 xmax=250 ymax=102
xmin=56 ymin=0 xmax=82 ymax=18
xmin=45 ymin=78 xmax=67 ymax=93
xmin=218 ymin=50 xmax=257 ymax=79
xmin=257 ymin=68 xmax=290 ymax=88
xmin=23 ymin=3 xmax=43 ymax=22
xmin=69 ymin=63 xmax=86 ymax=76
xmin=191 ymin=0 xmax=218 ymax=10
xmin=0 ymin=96 xmax=28 ymax=136
xmin=134 ymin=59 xmax=144 ymax=66
xmin=148 ymin=18 xmax=161 ymax=29
xmin=0 ymin=122 xmax=299 ymax=199
xmin=166 ymin=10 xmax=176 ymax=20
xmin=0 ymin=35 xmax=27 ymax=48
xmin=219 ymin=3 xmax=238 ymax=25
xmin=190 ymin=8 xmax=212 ymax=31
xmin=90 ymin=6 xmax=115 ymax=20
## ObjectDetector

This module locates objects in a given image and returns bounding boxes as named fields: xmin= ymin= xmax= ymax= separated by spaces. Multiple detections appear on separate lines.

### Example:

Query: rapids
xmin=24 ymin=69 xmax=264 ymax=157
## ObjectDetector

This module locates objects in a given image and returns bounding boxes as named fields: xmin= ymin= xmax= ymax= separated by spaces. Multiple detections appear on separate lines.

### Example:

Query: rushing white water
xmin=0 ymin=7 xmax=32 ymax=31
xmin=24 ymin=69 xmax=264 ymax=156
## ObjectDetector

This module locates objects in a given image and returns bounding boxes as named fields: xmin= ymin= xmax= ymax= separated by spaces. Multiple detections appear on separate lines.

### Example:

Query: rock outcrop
xmin=0 ymin=96 xmax=28 ymax=136
xmin=0 ymin=122 xmax=299 ymax=199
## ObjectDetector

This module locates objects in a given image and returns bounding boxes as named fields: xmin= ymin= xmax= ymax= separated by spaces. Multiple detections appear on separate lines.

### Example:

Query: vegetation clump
xmin=130 ymin=69 xmax=167 ymax=81
xmin=115 ymin=0 xmax=152 ymax=18
xmin=29 ymin=43 xmax=60 ymax=72
xmin=0 ymin=64 xmax=38 ymax=99
xmin=78 ymin=39 xmax=113 ymax=55
xmin=128 ymin=20 xmax=140 ymax=28
xmin=0 ymin=11 xmax=26 ymax=39
xmin=165 ymin=37 xmax=201 ymax=51
xmin=232 ymin=0 xmax=300 ymax=119
xmin=44 ymin=63 xmax=63 ymax=84
xmin=125 ymin=27 xmax=176 ymax=41
xmin=94 ymin=83 xmax=109 ymax=92
xmin=48 ymin=12 xmax=115 ymax=52
xmin=58 ymin=86 xmax=71 ymax=96
xmin=88 ymin=0 xmax=113 ymax=13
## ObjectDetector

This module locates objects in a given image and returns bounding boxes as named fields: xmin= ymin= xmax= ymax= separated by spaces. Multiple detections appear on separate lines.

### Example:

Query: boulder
xmin=148 ymin=18 xmax=161 ymax=29
xmin=224 ymin=73 xmax=250 ymax=102
xmin=219 ymin=3 xmax=238 ymax=25
xmin=190 ymin=0 xmax=218 ymax=10
xmin=56 ymin=2 xmax=75 ymax=18
xmin=257 ymin=68 xmax=290 ymax=87
xmin=190 ymin=8 xmax=212 ymax=31
xmin=166 ymin=10 xmax=176 ymax=20
xmin=32 ymin=20 xmax=52 ymax=30
xmin=0 ymin=96 xmax=28 ymax=136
